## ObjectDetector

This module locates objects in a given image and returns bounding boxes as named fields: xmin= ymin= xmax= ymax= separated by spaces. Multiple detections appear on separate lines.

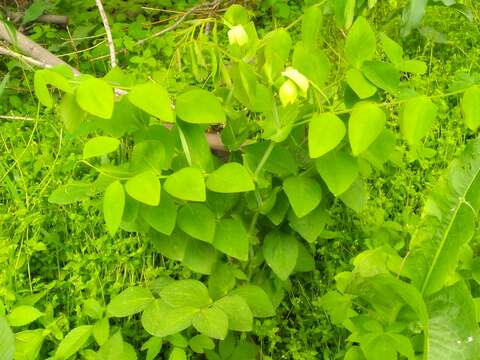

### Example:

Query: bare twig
xmin=8 ymin=12 xmax=69 ymax=26
xmin=95 ymin=0 xmax=116 ymax=68
xmin=0 ymin=44 xmax=50 ymax=68
xmin=0 ymin=21 xmax=80 ymax=75
xmin=0 ymin=115 xmax=35 ymax=121
xmin=136 ymin=0 xmax=223 ymax=46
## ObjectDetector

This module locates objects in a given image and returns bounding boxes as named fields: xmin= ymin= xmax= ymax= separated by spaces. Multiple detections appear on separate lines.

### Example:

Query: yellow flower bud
xmin=279 ymin=79 xmax=298 ymax=107
xmin=228 ymin=25 xmax=249 ymax=47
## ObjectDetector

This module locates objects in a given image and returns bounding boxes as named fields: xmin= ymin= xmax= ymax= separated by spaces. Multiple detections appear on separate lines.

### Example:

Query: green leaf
xmin=361 ymin=61 xmax=400 ymax=94
xmin=401 ymin=0 xmax=427 ymax=37
xmin=283 ymin=176 xmax=322 ymax=218
xmin=302 ymin=5 xmax=323 ymax=49
xmin=169 ymin=347 xmax=187 ymax=360
xmin=346 ymin=68 xmax=377 ymax=99
xmin=107 ymin=287 xmax=154 ymax=317
xmin=176 ymin=89 xmax=226 ymax=124
xmin=160 ymin=280 xmax=211 ymax=308
xmin=288 ymin=205 xmax=328 ymax=243
xmin=462 ymin=85 xmax=480 ymax=131
xmin=230 ymin=285 xmax=275 ymax=318
xmin=48 ymin=181 xmax=92 ymax=205
xmin=406 ymin=138 xmax=480 ymax=296
xmin=212 ymin=218 xmax=249 ymax=261
xmin=76 ymin=78 xmax=114 ymax=119
xmin=294 ymin=242 xmax=315 ymax=273
xmin=142 ymin=337 xmax=163 ymax=360
xmin=292 ymin=44 xmax=330 ymax=89
xmin=308 ymin=113 xmax=346 ymax=158
xmin=7 ymin=306 xmax=43 ymax=327
xmin=55 ymin=325 xmax=93 ymax=360
xmin=14 ymin=329 xmax=44 ymax=360
xmin=360 ymin=333 xmax=399 ymax=360
xmin=189 ymin=334 xmax=214 ymax=354
xmin=125 ymin=171 xmax=161 ymax=206
xmin=316 ymin=151 xmax=359 ymax=196
xmin=379 ymin=33 xmax=403 ymax=65
xmin=0 ymin=317 xmax=15 ymax=360
xmin=164 ymin=167 xmax=206 ymax=202
xmin=207 ymin=163 xmax=255 ymax=193
xmin=93 ymin=318 xmax=110 ymax=346
xmin=131 ymin=140 xmax=166 ymax=173
xmin=183 ymin=240 xmax=218 ymax=275
xmin=208 ymin=263 xmax=236 ymax=300
xmin=192 ymin=307 xmax=228 ymax=340
xmin=103 ymin=181 xmax=125 ymax=236
xmin=177 ymin=204 xmax=216 ymax=243
xmin=349 ymin=103 xmax=386 ymax=156
xmin=320 ymin=291 xmax=353 ymax=326
xmin=400 ymin=96 xmax=437 ymax=145
xmin=345 ymin=17 xmax=376 ymax=68
xmin=150 ymin=229 xmax=188 ymax=261
xmin=263 ymin=231 xmax=299 ymax=280
xmin=34 ymin=69 xmax=73 ymax=108
xmin=214 ymin=295 xmax=253 ymax=332
xmin=398 ymin=59 xmax=427 ymax=74
xmin=426 ymin=281 xmax=480 ymax=359
xmin=83 ymin=136 xmax=120 ymax=159
xmin=263 ymin=29 xmax=292 ymax=83
xmin=96 ymin=331 xmax=124 ymax=360
xmin=129 ymin=82 xmax=174 ymax=123
xmin=141 ymin=300 xmax=198 ymax=337
xmin=141 ymin=193 xmax=177 ymax=235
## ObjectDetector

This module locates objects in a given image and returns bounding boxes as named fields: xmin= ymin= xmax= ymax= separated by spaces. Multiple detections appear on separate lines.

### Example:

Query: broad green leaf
xmin=224 ymin=4 xmax=249 ymax=25
xmin=316 ymin=151 xmax=359 ymax=196
xmin=76 ymin=78 xmax=114 ymax=119
xmin=349 ymin=103 xmax=386 ymax=156
xmin=308 ymin=113 xmax=346 ymax=158
xmin=183 ymin=240 xmax=218 ymax=275
xmin=55 ymin=325 xmax=93 ymax=360
xmin=361 ymin=61 xmax=400 ymax=94
xmin=0 ymin=317 xmax=15 ymax=360
xmin=141 ymin=299 xmax=198 ymax=337
xmin=206 ymin=163 xmax=255 ymax=193
xmin=189 ymin=334 xmax=215 ymax=354
xmin=58 ymin=93 xmax=87 ymax=132
xmin=320 ymin=291 xmax=353 ymax=326
xmin=103 ymin=181 xmax=125 ymax=236
xmin=150 ymin=229 xmax=188 ymax=261
xmin=263 ymin=29 xmax=292 ymax=83
xmin=340 ymin=178 xmax=366 ymax=213
xmin=399 ymin=59 xmax=427 ymax=74
xmin=292 ymin=44 xmax=330 ymax=89
xmin=107 ymin=287 xmax=154 ymax=317
xmin=406 ymin=138 xmax=480 ymax=296
xmin=230 ymin=285 xmax=275 ymax=318
xmin=302 ymin=5 xmax=322 ymax=49
xmin=283 ymin=176 xmax=322 ymax=218
xmin=263 ymin=231 xmax=299 ymax=280
xmin=176 ymin=89 xmax=226 ymax=124
xmin=401 ymin=0 xmax=427 ymax=37
xmin=346 ymin=68 xmax=377 ymax=99
xmin=288 ymin=205 xmax=328 ymax=243
xmin=34 ymin=69 xmax=73 ymax=108
xmin=400 ymin=96 xmax=437 ymax=145
xmin=93 ymin=318 xmax=110 ymax=346
xmin=169 ymin=347 xmax=187 ymax=360
xmin=14 ymin=329 xmax=44 ymax=360
xmin=345 ymin=17 xmax=376 ymax=68
xmin=214 ymin=295 xmax=253 ymax=332
xmin=48 ymin=181 xmax=92 ymax=205
xmin=164 ymin=167 xmax=206 ymax=202
xmin=129 ymin=82 xmax=174 ymax=123
xmin=360 ymin=333 xmax=401 ymax=360
xmin=294 ymin=242 xmax=315 ymax=273
xmin=176 ymin=121 xmax=215 ymax=172
xmin=212 ymin=218 xmax=249 ymax=261
xmin=7 ymin=306 xmax=43 ymax=327
xmin=426 ymin=281 xmax=480 ymax=359
xmin=141 ymin=193 xmax=177 ymax=235
xmin=83 ymin=299 xmax=103 ymax=319
xmin=125 ymin=171 xmax=161 ymax=206
xmin=380 ymin=33 xmax=403 ymax=64
xmin=192 ymin=307 xmax=228 ymax=340
xmin=96 ymin=331 xmax=123 ymax=360
xmin=177 ymin=204 xmax=216 ymax=243
xmin=83 ymin=136 xmax=120 ymax=159
xmin=462 ymin=85 xmax=480 ymax=131
xmin=208 ymin=263 xmax=236 ymax=300
xmin=142 ymin=337 xmax=163 ymax=360
xmin=160 ymin=280 xmax=211 ymax=308
xmin=344 ymin=347 xmax=366 ymax=360
xmin=131 ymin=140 xmax=166 ymax=173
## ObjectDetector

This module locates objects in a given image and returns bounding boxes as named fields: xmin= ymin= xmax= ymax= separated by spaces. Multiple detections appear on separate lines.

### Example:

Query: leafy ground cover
xmin=1 ymin=0 xmax=480 ymax=359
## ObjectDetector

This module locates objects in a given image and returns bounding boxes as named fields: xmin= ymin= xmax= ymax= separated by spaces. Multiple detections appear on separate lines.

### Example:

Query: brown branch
xmin=95 ymin=0 xmax=116 ymax=68
xmin=8 ymin=12 xmax=69 ymax=26
xmin=0 ymin=21 xmax=80 ymax=75
xmin=0 ymin=44 xmax=51 ymax=68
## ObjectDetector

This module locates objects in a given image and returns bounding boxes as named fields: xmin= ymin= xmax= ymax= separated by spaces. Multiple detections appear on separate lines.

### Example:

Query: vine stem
xmin=95 ymin=0 xmax=116 ymax=68
xmin=254 ymin=142 xmax=276 ymax=180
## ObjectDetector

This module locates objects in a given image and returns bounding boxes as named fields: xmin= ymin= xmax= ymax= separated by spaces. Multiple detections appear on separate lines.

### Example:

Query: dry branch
xmin=95 ymin=0 xmax=116 ymax=68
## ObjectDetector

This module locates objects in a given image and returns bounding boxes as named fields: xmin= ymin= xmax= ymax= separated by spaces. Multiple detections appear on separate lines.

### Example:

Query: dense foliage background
xmin=0 ymin=0 xmax=479 ymax=359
